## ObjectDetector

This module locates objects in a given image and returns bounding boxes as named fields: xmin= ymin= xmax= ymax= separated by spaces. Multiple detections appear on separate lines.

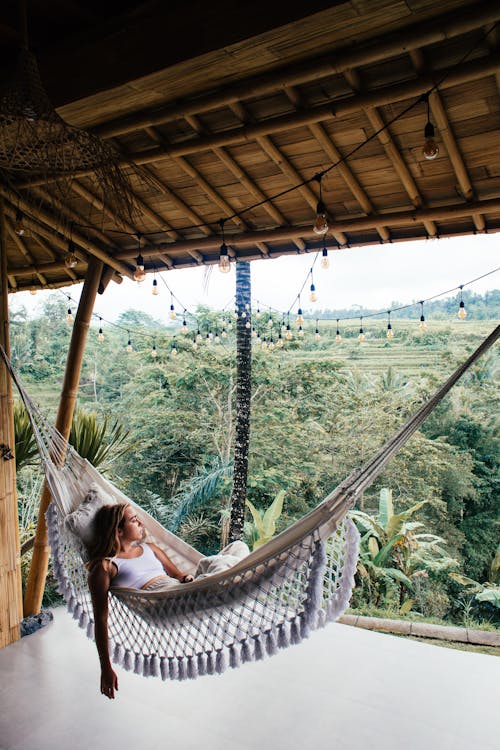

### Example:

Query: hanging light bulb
xmin=196 ymin=329 xmax=202 ymax=343
xmin=267 ymin=313 xmax=273 ymax=327
xmin=296 ymin=301 xmax=304 ymax=326
xmin=256 ymin=332 xmax=262 ymax=345
xmin=14 ymin=209 xmax=26 ymax=236
xmin=251 ymin=326 xmax=257 ymax=338
xmin=205 ymin=333 xmax=212 ymax=346
xmin=181 ymin=317 xmax=188 ymax=335
xmin=313 ymin=174 xmax=329 ymax=235
xmin=66 ymin=307 xmax=73 ymax=324
xmin=458 ymin=286 xmax=467 ymax=319
xmin=315 ymin=320 xmax=321 ymax=341
xmin=320 ymin=242 xmax=330 ymax=270
xmin=133 ymin=253 xmax=146 ymax=283
xmin=214 ymin=331 xmax=220 ymax=344
xmin=64 ymin=240 xmax=78 ymax=269
xmin=221 ymin=327 xmax=228 ymax=338
xmin=233 ymin=308 xmax=239 ymax=319
xmin=269 ymin=338 xmax=275 ymax=351
xmin=152 ymin=278 xmax=159 ymax=296
xmin=151 ymin=343 xmax=158 ymax=358
xmin=98 ymin=319 xmax=104 ymax=343
xmin=126 ymin=333 xmax=132 ymax=353
xmin=386 ymin=311 xmax=394 ymax=340
xmin=309 ymin=269 xmax=317 ymax=302
xmin=218 ymin=243 xmax=230 ymax=273
xmin=255 ymin=306 xmax=261 ymax=319
xmin=422 ymin=94 xmax=439 ymax=161
xmin=419 ymin=301 xmax=427 ymax=332
xmin=245 ymin=320 xmax=251 ymax=329
xmin=277 ymin=333 xmax=284 ymax=348
xmin=358 ymin=318 xmax=365 ymax=343
xmin=227 ymin=320 xmax=233 ymax=331
xmin=281 ymin=319 xmax=287 ymax=333
xmin=169 ymin=298 xmax=176 ymax=320
xmin=241 ymin=310 xmax=247 ymax=318
xmin=170 ymin=342 xmax=178 ymax=357
xmin=285 ymin=324 xmax=293 ymax=341
xmin=192 ymin=337 xmax=198 ymax=350
xmin=261 ymin=338 xmax=268 ymax=350
xmin=298 ymin=325 xmax=304 ymax=337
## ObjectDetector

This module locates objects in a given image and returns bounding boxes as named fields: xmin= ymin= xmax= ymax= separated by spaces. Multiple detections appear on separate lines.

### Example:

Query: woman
xmin=87 ymin=503 xmax=194 ymax=699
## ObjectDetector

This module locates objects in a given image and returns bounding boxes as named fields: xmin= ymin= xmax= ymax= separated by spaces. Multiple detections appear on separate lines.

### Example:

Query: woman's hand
xmin=100 ymin=664 xmax=119 ymax=699
xmin=181 ymin=574 xmax=194 ymax=583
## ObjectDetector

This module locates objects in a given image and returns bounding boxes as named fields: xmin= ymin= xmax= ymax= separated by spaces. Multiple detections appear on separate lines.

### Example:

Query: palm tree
xmin=228 ymin=260 xmax=252 ymax=542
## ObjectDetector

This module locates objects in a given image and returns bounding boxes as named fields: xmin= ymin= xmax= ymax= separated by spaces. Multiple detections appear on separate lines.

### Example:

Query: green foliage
xmin=246 ymin=490 xmax=285 ymax=549
xmin=14 ymin=402 xmax=38 ymax=471
xmin=69 ymin=408 xmax=134 ymax=470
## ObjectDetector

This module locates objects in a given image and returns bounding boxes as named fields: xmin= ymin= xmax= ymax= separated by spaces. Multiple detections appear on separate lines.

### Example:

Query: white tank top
xmin=112 ymin=543 xmax=165 ymax=589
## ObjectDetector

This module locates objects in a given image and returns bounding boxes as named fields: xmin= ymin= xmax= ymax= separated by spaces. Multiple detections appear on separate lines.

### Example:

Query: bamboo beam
xmin=7 ymin=261 xmax=85 ymax=278
xmin=23 ymin=257 xmax=103 ymax=616
xmin=184 ymin=114 xmax=307 ymax=252
xmin=343 ymin=69 xmax=438 ymax=238
xmin=94 ymin=0 xmax=500 ymax=139
xmin=115 ymin=196 xmax=500 ymax=258
xmin=7 ymin=224 xmax=48 ymax=287
xmin=409 ymin=48 xmax=486 ymax=232
xmin=30 ymin=232 xmax=79 ymax=283
xmin=284 ymin=86 xmax=390 ymax=243
xmin=0 ymin=199 xmax=23 ymax=648
xmin=0 ymin=185 xmax=133 ymax=279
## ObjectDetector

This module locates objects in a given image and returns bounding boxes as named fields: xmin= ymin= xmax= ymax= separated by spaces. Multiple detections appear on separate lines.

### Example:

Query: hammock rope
xmin=1 ymin=323 xmax=498 ymax=680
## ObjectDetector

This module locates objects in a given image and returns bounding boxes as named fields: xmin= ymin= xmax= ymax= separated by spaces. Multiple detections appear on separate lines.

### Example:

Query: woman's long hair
xmin=86 ymin=503 xmax=128 ymax=570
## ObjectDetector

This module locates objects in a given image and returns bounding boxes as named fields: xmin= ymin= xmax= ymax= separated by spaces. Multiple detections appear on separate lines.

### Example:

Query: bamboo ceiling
xmin=1 ymin=0 xmax=500 ymax=294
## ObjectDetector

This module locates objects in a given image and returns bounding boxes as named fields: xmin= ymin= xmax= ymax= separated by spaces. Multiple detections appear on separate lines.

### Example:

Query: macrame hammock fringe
xmin=2 ymin=324 xmax=498 ymax=680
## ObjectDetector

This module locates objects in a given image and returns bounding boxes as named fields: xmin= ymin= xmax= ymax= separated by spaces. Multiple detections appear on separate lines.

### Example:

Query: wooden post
xmin=23 ymin=257 xmax=103 ymax=616
xmin=0 ymin=200 xmax=23 ymax=648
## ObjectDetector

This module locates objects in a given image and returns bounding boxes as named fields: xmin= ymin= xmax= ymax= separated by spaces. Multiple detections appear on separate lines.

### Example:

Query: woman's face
xmin=118 ymin=506 xmax=145 ymax=543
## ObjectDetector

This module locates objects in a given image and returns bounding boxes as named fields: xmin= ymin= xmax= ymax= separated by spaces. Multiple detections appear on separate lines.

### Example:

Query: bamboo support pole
xmin=23 ymin=257 xmax=103 ymax=616
xmin=115 ymin=196 xmax=500 ymax=260
xmin=0 ymin=200 xmax=23 ymax=648
xmin=93 ymin=0 xmax=500 ymax=139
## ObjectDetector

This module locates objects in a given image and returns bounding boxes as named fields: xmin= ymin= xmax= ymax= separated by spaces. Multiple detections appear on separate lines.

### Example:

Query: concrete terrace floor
xmin=0 ymin=607 xmax=498 ymax=750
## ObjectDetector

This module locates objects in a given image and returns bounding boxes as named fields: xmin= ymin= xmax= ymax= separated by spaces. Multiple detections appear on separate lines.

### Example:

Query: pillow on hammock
xmin=65 ymin=485 xmax=116 ymax=548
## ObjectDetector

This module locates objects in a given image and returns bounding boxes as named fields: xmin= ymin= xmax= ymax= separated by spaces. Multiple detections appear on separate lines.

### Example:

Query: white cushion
xmin=65 ymin=485 xmax=116 ymax=547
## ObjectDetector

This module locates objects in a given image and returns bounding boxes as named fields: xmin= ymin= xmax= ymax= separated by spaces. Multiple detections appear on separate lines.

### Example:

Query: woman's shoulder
xmin=87 ymin=557 xmax=117 ymax=580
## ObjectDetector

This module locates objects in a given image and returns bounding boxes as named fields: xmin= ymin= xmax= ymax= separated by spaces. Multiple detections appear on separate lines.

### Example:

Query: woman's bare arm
xmin=88 ymin=560 xmax=119 ymax=698
xmin=148 ymin=543 xmax=194 ymax=582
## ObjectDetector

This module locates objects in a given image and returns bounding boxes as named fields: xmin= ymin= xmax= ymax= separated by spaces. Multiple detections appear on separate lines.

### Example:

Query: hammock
xmin=2 ymin=324 xmax=498 ymax=680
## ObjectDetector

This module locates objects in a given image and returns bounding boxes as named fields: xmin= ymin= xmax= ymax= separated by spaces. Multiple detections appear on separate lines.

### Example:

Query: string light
xmin=151 ymin=342 xmax=158 ymax=357
xmin=98 ymin=318 xmax=104 ymax=342
xmin=171 ymin=341 xmax=178 ymax=357
xmin=192 ymin=336 xmax=198 ymax=350
xmin=169 ymin=295 xmax=176 ymax=320
xmin=386 ymin=311 xmax=394 ymax=340
xmin=298 ymin=325 xmax=304 ymax=337
xmin=196 ymin=329 xmax=202 ymax=343
xmin=245 ymin=320 xmax=251 ymax=329
xmin=277 ymin=332 xmax=284 ymax=348
xmin=261 ymin=337 xmax=268 ymax=350
xmin=152 ymin=277 xmax=159 ymax=296
xmin=126 ymin=332 xmax=132 ymax=353
xmin=269 ymin=337 xmax=275 ymax=351
xmin=205 ymin=333 xmax=212 ymax=346
xmin=335 ymin=319 xmax=342 ymax=343
xmin=181 ymin=315 xmax=188 ymax=335
xmin=256 ymin=331 xmax=262 ymax=345
xmin=312 ymin=174 xmax=328 ymax=235
xmin=296 ymin=298 xmax=304 ymax=326
xmin=315 ymin=320 xmax=321 ymax=341
xmin=309 ymin=270 xmax=317 ymax=303
xmin=133 ymin=235 xmax=146 ymax=283
xmin=214 ymin=331 xmax=220 ymax=344
xmin=66 ymin=304 xmax=73 ymax=324
xmin=14 ymin=209 xmax=27 ymax=236
xmin=221 ymin=327 xmax=228 ymax=338
xmin=251 ymin=326 xmax=257 ymax=338
xmin=358 ymin=317 xmax=365 ymax=343
xmin=458 ymin=286 xmax=467 ymax=319
xmin=218 ymin=220 xmax=230 ymax=273
xmin=320 ymin=236 xmax=330 ymax=270
xmin=64 ymin=240 xmax=78 ymax=269
xmin=255 ymin=306 xmax=261 ymax=319
xmin=419 ymin=301 xmax=427 ymax=332
xmin=422 ymin=94 xmax=439 ymax=161
xmin=267 ymin=311 xmax=273 ymax=327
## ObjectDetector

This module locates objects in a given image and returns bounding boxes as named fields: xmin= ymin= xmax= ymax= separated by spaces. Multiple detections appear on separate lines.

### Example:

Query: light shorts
xmin=142 ymin=575 xmax=179 ymax=592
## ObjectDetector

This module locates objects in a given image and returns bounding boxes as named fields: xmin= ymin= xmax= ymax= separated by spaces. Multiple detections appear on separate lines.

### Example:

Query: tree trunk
xmin=228 ymin=260 xmax=252 ymax=542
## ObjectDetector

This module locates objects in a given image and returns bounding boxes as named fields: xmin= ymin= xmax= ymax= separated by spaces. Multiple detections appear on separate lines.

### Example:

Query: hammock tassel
xmin=149 ymin=654 xmax=160 ymax=677
xmin=265 ymin=630 xmax=278 ymax=656
xmin=123 ymin=650 xmax=134 ymax=672
xmin=253 ymin=634 xmax=264 ymax=661
xmin=205 ymin=651 xmax=215 ymax=675
xmin=78 ymin=610 xmax=88 ymax=630
xmin=229 ymin=643 xmax=240 ymax=669
xmin=113 ymin=642 xmax=124 ymax=665
xmin=290 ymin=618 xmax=302 ymax=645
xmin=277 ymin=623 xmax=289 ymax=649
xmin=215 ymin=649 xmax=226 ymax=674
xmin=168 ymin=656 xmax=178 ymax=681
xmin=177 ymin=656 xmax=187 ymax=681
xmin=134 ymin=653 xmax=144 ymax=675
xmin=187 ymin=655 xmax=197 ymax=680
xmin=86 ymin=621 xmax=94 ymax=640
xmin=142 ymin=655 xmax=150 ymax=678
xmin=160 ymin=657 xmax=168 ymax=681
xmin=240 ymin=639 xmax=252 ymax=664
xmin=299 ymin=613 xmax=311 ymax=640
xmin=197 ymin=653 xmax=206 ymax=676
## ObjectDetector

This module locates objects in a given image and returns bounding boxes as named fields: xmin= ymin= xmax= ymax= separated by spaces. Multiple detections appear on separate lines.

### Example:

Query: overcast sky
xmin=8 ymin=233 xmax=499 ymax=324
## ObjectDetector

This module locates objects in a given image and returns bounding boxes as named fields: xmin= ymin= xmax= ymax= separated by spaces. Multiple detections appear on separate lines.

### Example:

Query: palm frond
xmin=170 ymin=458 xmax=232 ymax=531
